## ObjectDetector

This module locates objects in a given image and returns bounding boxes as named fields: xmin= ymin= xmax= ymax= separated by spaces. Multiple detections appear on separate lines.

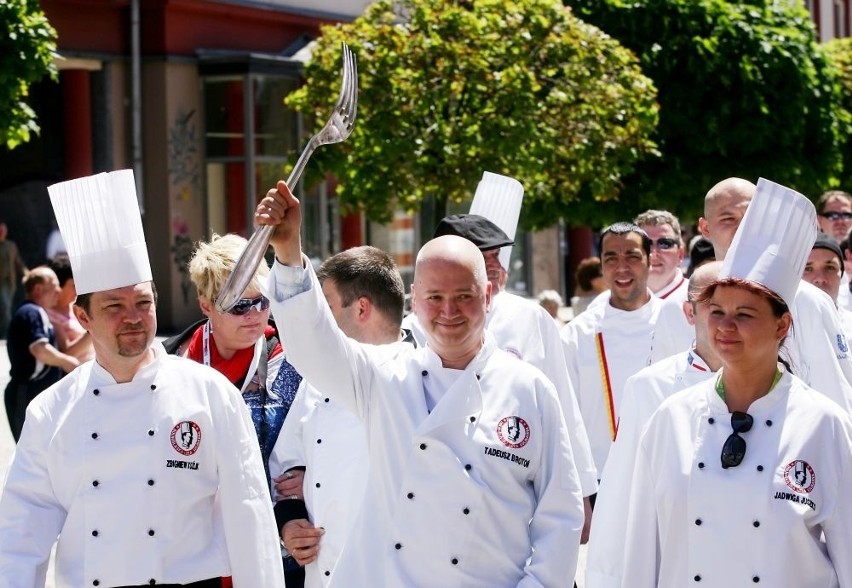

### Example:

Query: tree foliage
xmin=566 ymin=0 xmax=848 ymax=222
xmin=825 ymin=37 xmax=852 ymax=188
xmin=0 ymin=0 xmax=57 ymax=150
xmin=286 ymin=0 xmax=659 ymax=229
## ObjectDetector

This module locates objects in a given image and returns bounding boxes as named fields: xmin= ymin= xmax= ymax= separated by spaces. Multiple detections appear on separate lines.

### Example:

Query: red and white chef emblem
xmin=784 ymin=460 xmax=816 ymax=494
xmin=497 ymin=416 xmax=530 ymax=449
xmin=170 ymin=421 xmax=202 ymax=456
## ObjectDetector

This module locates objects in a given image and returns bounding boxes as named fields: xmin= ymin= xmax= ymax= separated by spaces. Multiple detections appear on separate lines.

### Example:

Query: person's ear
xmin=682 ymin=300 xmax=696 ymax=326
xmin=198 ymin=296 xmax=214 ymax=318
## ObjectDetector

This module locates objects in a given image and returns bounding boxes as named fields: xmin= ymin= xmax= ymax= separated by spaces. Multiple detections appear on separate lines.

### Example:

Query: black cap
xmin=687 ymin=237 xmax=715 ymax=274
xmin=812 ymin=232 xmax=844 ymax=274
xmin=433 ymin=214 xmax=514 ymax=251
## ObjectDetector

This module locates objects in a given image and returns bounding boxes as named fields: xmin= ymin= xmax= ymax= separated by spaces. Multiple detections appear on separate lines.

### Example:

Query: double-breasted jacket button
xmin=407 ymin=492 xmax=414 ymax=499
xmin=148 ymin=479 xmax=155 ymax=486
xmin=698 ymin=462 xmax=705 ymax=469
xmin=469 ymin=416 xmax=476 ymax=423
xmin=707 ymin=417 xmax=714 ymax=424
xmin=316 ymin=438 xmax=322 ymax=444
xmin=92 ymin=480 xmax=99 ymax=487
xmin=419 ymin=443 xmax=427 ymax=450
xmin=324 ymin=571 xmax=330 ymax=577
xmin=324 ymin=397 xmax=330 ymax=403
xmin=765 ymin=420 xmax=773 ymax=427
xmin=475 ymin=374 xmax=481 ymax=380
xmin=421 ymin=370 xmax=428 ymax=377
xmin=694 ymin=575 xmax=701 ymax=582
xmin=694 ymin=519 xmax=702 ymax=526
xmin=149 ymin=579 xmax=156 ymax=585
xmin=148 ymin=529 xmax=155 ymax=536
xmin=150 ymin=384 xmax=156 ymax=391
xmin=93 ymin=581 xmax=100 ymax=586
xmin=451 ymin=558 xmax=459 ymax=565
xmin=91 ymin=530 xmax=98 ymax=537
xmin=148 ymin=429 xmax=155 ymax=436
xmin=91 ymin=432 xmax=98 ymax=440
xmin=93 ymin=389 xmax=100 ymax=396
xmin=753 ymin=576 xmax=760 ymax=583
xmin=464 ymin=464 xmax=472 ymax=471
xmin=753 ymin=520 xmax=760 ymax=528
xmin=315 ymin=482 xmax=321 ymax=488
xmin=463 ymin=507 xmax=470 ymax=515
xmin=394 ymin=542 xmax=402 ymax=550
xmin=756 ymin=465 xmax=764 ymax=472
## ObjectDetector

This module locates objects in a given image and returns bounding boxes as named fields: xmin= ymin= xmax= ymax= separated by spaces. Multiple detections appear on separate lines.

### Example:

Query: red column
xmin=61 ymin=69 xmax=93 ymax=179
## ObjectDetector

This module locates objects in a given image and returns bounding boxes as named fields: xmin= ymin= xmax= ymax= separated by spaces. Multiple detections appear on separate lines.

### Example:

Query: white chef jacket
xmin=269 ymin=261 xmax=583 ymax=587
xmin=786 ymin=281 xmax=852 ymax=413
xmin=648 ymin=291 xmax=693 ymax=364
xmin=404 ymin=290 xmax=598 ymax=495
xmin=560 ymin=291 xmax=662 ymax=477
xmin=653 ymin=271 xmax=687 ymax=301
xmin=269 ymin=339 xmax=410 ymax=587
xmin=622 ymin=371 xmax=852 ymax=587
xmin=0 ymin=345 xmax=285 ymax=588
xmin=585 ymin=350 xmax=716 ymax=588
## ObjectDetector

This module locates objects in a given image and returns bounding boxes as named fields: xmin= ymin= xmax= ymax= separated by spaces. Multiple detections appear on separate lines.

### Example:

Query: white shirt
xmin=560 ymin=291 xmax=662 ymax=477
xmin=0 ymin=345 xmax=284 ymax=588
xmin=270 ymin=339 xmax=410 ymax=587
xmin=585 ymin=350 xmax=716 ymax=588
xmin=404 ymin=290 xmax=598 ymax=495
xmin=269 ymin=261 xmax=583 ymax=587
xmin=623 ymin=371 xmax=852 ymax=587
xmin=653 ymin=271 xmax=687 ymax=301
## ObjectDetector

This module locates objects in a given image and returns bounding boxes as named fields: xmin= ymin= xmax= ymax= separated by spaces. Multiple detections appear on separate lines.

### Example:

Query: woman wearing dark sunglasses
xmin=163 ymin=233 xmax=305 ymax=587
xmin=621 ymin=180 xmax=852 ymax=587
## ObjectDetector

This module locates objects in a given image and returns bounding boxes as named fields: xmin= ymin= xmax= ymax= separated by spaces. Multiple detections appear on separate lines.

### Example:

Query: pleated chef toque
xmin=47 ymin=169 xmax=152 ymax=295
xmin=469 ymin=171 xmax=524 ymax=271
xmin=720 ymin=177 xmax=817 ymax=307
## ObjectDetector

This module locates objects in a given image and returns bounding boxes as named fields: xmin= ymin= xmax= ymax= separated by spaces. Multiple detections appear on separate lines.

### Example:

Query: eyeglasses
xmin=225 ymin=295 xmax=270 ymax=316
xmin=820 ymin=211 xmax=852 ymax=221
xmin=720 ymin=411 xmax=753 ymax=469
xmin=650 ymin=237 xmax=679 ymax=251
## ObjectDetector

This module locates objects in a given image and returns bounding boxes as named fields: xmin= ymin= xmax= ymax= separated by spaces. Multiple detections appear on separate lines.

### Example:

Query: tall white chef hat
xmin=469 ymin=171 xmax=524 ymax=271
xmin=720 ymin=177 xmax=817 ymax=307
xmin=47 ymin=169 xmax=152 ymax=295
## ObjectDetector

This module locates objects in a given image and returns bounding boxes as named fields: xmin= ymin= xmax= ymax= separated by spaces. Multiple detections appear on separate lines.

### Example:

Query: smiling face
xmin=75 ymin=282 xmax=157 ymax=360
xmin=601 ymin=231 xmax=651 ymax=311
xmin=412 ymin=236 xmax=491 ymax=369
xmin=706 ymin=285 xmax=791 ymax=370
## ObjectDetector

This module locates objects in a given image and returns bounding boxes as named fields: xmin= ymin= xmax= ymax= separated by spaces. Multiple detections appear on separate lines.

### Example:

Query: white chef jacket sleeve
xmin=620 ymin=432 xmax=659 ymax=588
xmin=585 ymin=376 xmax=646 ymax=588
xmin=269 ymin=380 xmax=309 ymax=490
xmin=210 ymin=377 xmax=286 ymax=587
xmin=537 ymin=310 xmax=598 ymax=496
xmin=649 ymin=299 xmax=693 ymax=364
xmin=0 ymin=402 xmax=65 ymax=588
xmin=789 ymin=282 xmax=852 ymax=413
xmin=520 ymin=378 xmax=584 ymax=588
xmin=822 ymin=417 xmax=852 ymax=586
xmin=267 ymin=259 xmax=375 ymax=419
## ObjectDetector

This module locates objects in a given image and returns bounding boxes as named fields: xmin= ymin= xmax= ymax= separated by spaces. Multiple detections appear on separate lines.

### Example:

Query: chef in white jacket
xmin=0 ymin=171 xmax=284 ymax=588
xmin=560 ymin=222 xmax=663 ymax=479
xmin=622 ymin=179 xmax=852 ymax=587
xmin=271 ymin=245 xmax=414 ymax=587
xmin=585 ymin=261 xmax=722 ymax=588
xmin=258 ymin=180 xmax=583 ymax=587
xmin=404 ymin=213 xmax=598 ymax=539
xmin=650 ymin=178 xmax=852 ymax=414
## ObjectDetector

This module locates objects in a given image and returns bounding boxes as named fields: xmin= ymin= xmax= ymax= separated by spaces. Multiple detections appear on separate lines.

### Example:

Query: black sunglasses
xmin=721 ymin=411 xmax=753 ymax=469
xmin=226 ymin=295 xmax=270 ymax=316
xmin=820 ymin=211 xmax=852 ymax=221
xmin=650 ymin=237 xmax=679 ymax=251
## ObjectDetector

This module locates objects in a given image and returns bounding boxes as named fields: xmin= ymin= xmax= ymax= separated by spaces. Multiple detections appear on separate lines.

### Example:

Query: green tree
xmin=0 ymin=0 xmax=58 ymax=150
xmin=286 ymin=0 xmax=659 ymax=229
xmin=825 ymin=37 xmax=852 ymax=188
xmin=566 ymin=0 xmax=847 ymax=221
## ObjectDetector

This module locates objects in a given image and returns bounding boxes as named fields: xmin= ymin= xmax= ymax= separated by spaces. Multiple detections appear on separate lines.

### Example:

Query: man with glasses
xmin=817 ymin=189 xmax=852 ymax=244
xmin=561 ymin=222 xmax=662 ymax=483
xmin=634 ymin=210 xmax=688 ymax=301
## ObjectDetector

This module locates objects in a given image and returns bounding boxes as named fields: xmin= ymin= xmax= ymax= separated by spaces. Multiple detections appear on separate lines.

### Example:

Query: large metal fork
xmin=215 ymin=44 xmax=358 ymax=312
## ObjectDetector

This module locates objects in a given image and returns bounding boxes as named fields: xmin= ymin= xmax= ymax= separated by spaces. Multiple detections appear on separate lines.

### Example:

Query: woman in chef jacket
xmin=622 ymin=179 xmax=852 ymax=588
xmin=163 ymin=233 xmax=305 ymax=585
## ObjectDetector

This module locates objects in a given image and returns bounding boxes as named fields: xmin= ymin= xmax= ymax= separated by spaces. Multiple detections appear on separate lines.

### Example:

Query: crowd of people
xmin=0 ymin=169 xmax=851 ymax=588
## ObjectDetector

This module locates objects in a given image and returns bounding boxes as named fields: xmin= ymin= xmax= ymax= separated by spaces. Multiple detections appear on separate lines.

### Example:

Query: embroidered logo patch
xmin=497 ymin=416 xmax=530 ymax=449
xmin=783 ymin=460 xmax=816 ymax=494
xmin=170 ymin=421 xmax=201 ymax=456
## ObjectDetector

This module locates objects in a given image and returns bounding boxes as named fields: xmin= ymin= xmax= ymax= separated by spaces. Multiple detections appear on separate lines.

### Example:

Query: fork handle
xmin=214 ymin=141 xmax=317 ymax=312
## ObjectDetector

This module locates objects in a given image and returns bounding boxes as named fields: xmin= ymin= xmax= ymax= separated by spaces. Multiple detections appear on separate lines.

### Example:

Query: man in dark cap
xmin=803 ymin=233 xmax=848 ymax=333
xmin=408 ymin=213 xmax=598 ymax=548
